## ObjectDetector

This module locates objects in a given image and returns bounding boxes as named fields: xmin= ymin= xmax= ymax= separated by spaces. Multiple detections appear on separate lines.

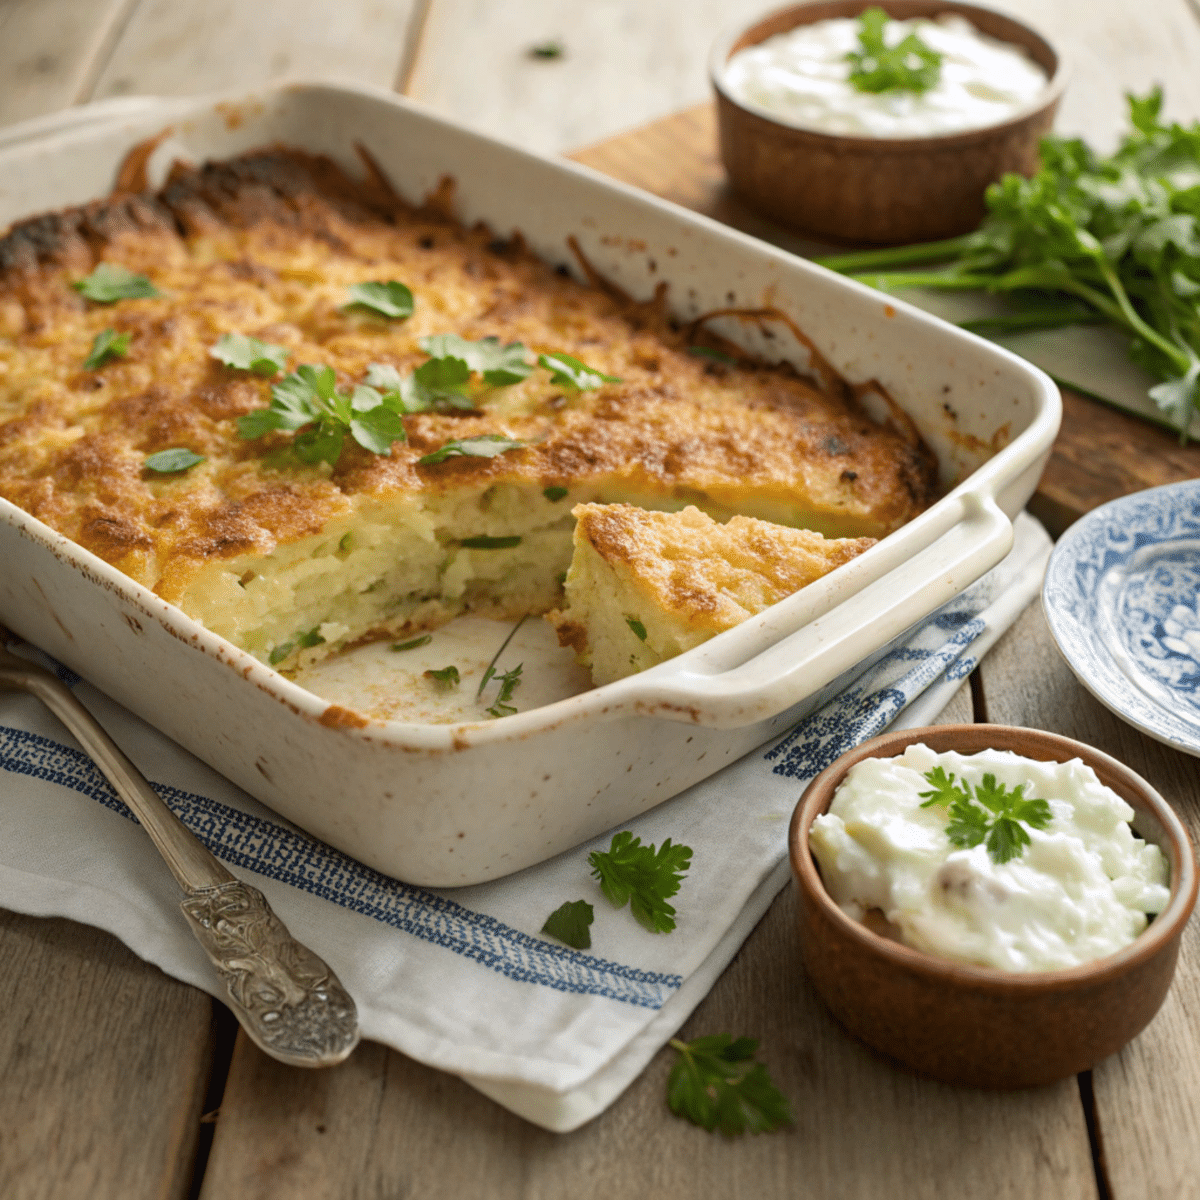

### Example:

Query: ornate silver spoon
xmin=0 ymin=639 xmax=359 ymax=1068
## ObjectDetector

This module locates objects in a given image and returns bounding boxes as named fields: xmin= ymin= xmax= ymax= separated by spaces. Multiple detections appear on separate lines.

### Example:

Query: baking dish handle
xmin=626 ymin=492 xmax=1013 ymax=729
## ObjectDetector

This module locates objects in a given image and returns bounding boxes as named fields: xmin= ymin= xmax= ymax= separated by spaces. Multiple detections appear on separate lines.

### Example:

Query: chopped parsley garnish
xmin=424 ymin=665 xmax=461 ymax=688
xmin=537 ymin=351 xmax=621 ymax=390
xmin=237 ymin=364 xmax=407 ymax=466
xmin=918 ymin=767 xmax=1052 ymax=865
xmin=391 ymin=634 xmax=432 ymax=652
xmin=626 ymin=616 xmax=648 ymax=641
xmin=338 ymin=532 xmax=353 ymax=552
xmin=72 ymin=263 xmax=160 ymax=303
xmin=667 ymin=1036 xmax=792 ymax=1136
xmin=419 ymin=334 xmax=534 ymax=386
xmin=484 ymin=664 xmax=523 ymax=718
xmin=417 ymin=434 xmax=526 ymax=466
xmin=541 ymin=900 xmax=593 ymax=949
xmin=144 ymin=448 xmax=205 ymax=474
xmin=687 ymin=345 xmax=736 ymax=363
xmin=268 ymin=626 xmax=324 ymax=666
xmin=460 ymin=535 xmax=522 ymax=549
xmin=210 ymin=332 xmax=290 ymax=376
xmin=344 ymin=280 xmax=414 ymax=319
xmin=529 ymin=39 xmax=565 ymax=60
xmin=846 ymin=8 xmax=942 ymax=95
xmin=543 ymin=486 xmax=569 ymax=502
xmin=83 ymin=328 xmax=130 ymax=370
xmin=588 ymin=830 xmax=691 ymax=934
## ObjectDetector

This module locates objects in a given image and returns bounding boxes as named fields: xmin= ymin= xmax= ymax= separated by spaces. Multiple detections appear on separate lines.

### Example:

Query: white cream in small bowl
xmin=722 ymin=13 xmax=1049 ymax=138
xmin=809 ymin=743 xmax=1170 ymax=972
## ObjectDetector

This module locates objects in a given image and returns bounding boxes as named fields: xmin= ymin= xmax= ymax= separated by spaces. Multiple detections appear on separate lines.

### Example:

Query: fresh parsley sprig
xmin=538 ymin=351 xmax=621 ymax=390
xmin=344 ymin=280 xmax=414 ymax=319
xmin=83 ymin=328 xmax=130 ymax=370
xmin=210 ymin=333 xmax=290 ymax=377
xmin=588 ymin=831 xmax=692 ymax=934
xmin=73 ymin=263 xmax=160 ymax=303
xmin=424 ymin=665 xmax=461 ymax=688
xmin=919 ymin=768 xmax=1052 ymax=865
xmin=420 ymin=334 xmax=534 ymax=387
xmin=475 ymin=616 xmax=527 ymax=717
xmin=846 ymin=8 xmax=942 ymax=95
xmin=417 ymin=434 xmax=527 ymax=466
xmin=541 ymin=900 xmax=594 ymax=949
xmin=667 ymin=1035 xmax=792 ymax=1135
xmin=144 ymin=448 xmax=205 ymax=474
xmin=237 ymin=364 xmax=407 ymax=466
xmin=815 ymin=89 xmax=1200 ymax=437
xmin=484 ymin=665 xmax=523 ymax=717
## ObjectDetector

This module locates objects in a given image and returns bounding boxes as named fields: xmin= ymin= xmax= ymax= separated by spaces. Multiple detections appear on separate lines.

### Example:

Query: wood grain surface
xmin=0 ymin=911 xmax=214 ymax=1200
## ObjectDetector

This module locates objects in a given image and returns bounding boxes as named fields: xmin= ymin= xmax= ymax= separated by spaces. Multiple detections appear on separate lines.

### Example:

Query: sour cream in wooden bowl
xmin=710 ymin=1 xmax=1067 ymax=243
xmin=789 ymin=724 xmax=1196 ymax=1088
xmin=722 ymin=13 xmax=1049 ymax=138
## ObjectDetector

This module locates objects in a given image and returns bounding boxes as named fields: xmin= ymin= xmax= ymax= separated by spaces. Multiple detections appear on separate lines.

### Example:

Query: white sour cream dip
xmin=722 ymin=15 xmax=1049 ymax=138
xmin=809 ymin=744 xmax=1170 ymax=972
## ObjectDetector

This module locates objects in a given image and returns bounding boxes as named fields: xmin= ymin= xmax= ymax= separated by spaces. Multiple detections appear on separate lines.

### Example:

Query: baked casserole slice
xmin=0 ymin=150 xmax=936 ymax=674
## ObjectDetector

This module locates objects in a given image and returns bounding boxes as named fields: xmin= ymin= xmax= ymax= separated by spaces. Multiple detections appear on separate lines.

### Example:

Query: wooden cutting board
xmin=570 ymin=104 xmax=1200 ymax=537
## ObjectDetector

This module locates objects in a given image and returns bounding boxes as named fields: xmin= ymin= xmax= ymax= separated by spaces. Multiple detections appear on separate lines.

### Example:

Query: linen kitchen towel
xmin=0 ymin=512 xmax=1050 ymax=1131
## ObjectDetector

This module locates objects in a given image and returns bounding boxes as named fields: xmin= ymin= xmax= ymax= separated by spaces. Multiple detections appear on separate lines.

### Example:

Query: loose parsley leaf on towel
xmin=667 ymin=1035 xmax=793 ymax=1135
xmin=846 ymin=7 xmax=942 ymax=96
xmin=83 ymin=328 xmax=130 ymax=370
xmin=73 ymin=263 xmax=160 ymax=302
xmin=588 ymin=831 xmax=692 ymax=934
xmin=541 ymin=900 xmax=594 ymax=949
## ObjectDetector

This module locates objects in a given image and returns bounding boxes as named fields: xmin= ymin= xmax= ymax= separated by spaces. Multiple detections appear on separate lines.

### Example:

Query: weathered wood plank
xmin=0 ymin=910 xmax=214 ymax=1200
xmin=88 ymin=0 xmax=422 ymax=100
xmin=409 ymin=0 xmax=1200 ymax=157
xmin=199 ymin=680 xmax=1094 ymax=1200
xmin=0 ymin=0 xmax=133 ymax=127
xmin=980 ymin=602 xmax=1200 ymax=1200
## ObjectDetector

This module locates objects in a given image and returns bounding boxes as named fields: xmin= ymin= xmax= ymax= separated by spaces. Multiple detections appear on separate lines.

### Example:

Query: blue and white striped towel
xmin=0 ymin=513 xmax=1050 ymax=1131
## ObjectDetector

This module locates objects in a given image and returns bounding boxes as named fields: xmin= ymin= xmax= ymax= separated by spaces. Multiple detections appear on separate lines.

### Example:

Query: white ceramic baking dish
xmin=0 ymin=83 xmax=1059 ymax=885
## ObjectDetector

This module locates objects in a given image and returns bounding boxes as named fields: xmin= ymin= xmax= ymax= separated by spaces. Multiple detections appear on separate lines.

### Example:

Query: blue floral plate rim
xmin=1043 ymin=479 xmax=1200 ymax=758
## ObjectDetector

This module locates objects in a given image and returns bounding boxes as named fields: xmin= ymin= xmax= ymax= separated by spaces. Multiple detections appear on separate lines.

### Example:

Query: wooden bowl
xmin=710 ymin=1 xmax=1067 ymax=244
xmin=788 ymin=724 xmax=1197 ymax=1088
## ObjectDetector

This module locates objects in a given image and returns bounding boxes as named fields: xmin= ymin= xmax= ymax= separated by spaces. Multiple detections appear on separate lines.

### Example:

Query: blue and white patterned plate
xmin=1044 ymin=480 xmax=1200 ymax=757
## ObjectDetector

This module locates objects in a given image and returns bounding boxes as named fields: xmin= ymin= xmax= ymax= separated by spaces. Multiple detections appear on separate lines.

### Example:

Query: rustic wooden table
xmin=3 ymin=1 xmax=1200 ymax=1197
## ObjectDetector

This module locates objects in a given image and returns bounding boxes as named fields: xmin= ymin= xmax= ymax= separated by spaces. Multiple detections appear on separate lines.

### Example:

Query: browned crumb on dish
xmin=0 ymin=147 xmax=937 ymax=615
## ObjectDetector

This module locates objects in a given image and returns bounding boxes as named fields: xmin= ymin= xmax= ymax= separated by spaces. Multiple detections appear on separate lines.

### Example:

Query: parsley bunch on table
xmin=817 ymin=88 xmax=1200 ymax=435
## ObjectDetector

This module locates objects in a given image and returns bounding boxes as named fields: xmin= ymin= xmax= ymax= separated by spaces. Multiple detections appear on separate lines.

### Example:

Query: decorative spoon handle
xmin=0 ymin=643 xmax=359 ymax=1068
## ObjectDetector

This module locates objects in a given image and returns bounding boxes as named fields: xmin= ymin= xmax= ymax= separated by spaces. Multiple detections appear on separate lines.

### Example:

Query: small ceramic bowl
xmin=789 ymin=724 xmax=1197 ymax=1088
xmin=710 ymin=1 xmax=1067 ymax=244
